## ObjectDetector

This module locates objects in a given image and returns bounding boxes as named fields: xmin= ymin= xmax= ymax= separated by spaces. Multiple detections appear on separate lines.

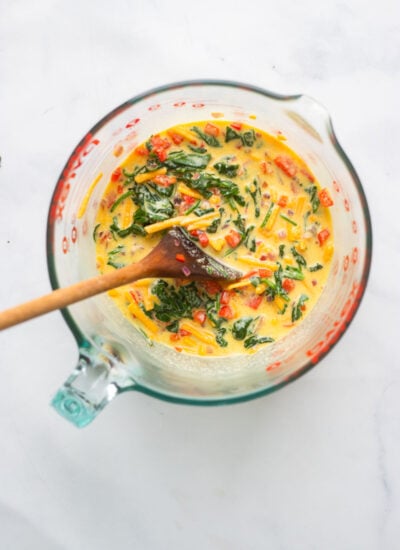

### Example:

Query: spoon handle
xmin=0 ymin=262 xmax=148 ymax=330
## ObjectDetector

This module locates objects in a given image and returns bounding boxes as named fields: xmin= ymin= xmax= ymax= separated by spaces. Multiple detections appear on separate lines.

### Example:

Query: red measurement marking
xmin=266 ymin=361 xmax=281 ymax=373
xmin=352 ymin=247 xmax=359 ymax=264
xmin=49 ymin=133 xmax=100 ymax=222
xmin=173 ymin=101 xmax=186 ymax=107
xmin=333 ymin=180 xmax=340 ymax=193
xmin=148 ymin=104 xmax=160 ymax=111
xmin=192 ymin=103 xmax=205 ymax=108
xmin=306 ymin=280 xmax=365 ymax=365
xmin=71 ymin=226 xmax=77 ymax=243
xmin=62 ymin=236 xmax=69 ymax=254
xmin=125 ymin=117 xmax=140 ymax=128
xmin=352 ymin=220 xmax=357 ymax=234
xmin=344 ymin=198 xmax=350 ymax=212
xmin=333 ymin=260 xmax=340 ymax=276
xmin=343 ymin=255 xmax=350 ymax=272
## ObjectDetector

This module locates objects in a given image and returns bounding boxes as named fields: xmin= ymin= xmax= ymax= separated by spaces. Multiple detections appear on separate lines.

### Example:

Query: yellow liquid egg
xmin=94 ymin=121 xmax=334 ymax=356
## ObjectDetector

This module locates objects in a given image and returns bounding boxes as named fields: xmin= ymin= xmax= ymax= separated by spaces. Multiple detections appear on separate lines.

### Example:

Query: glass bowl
xmin=47 ymin=80 xmax=372 ymax=427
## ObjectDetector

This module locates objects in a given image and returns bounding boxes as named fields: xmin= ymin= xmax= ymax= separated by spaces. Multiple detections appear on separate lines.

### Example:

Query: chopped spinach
xmin=280 ymin=213 xmax=297 ymax=226
xmin=110 ymin=216 xmax=147 ymax=238
xmin=205 ymin=294 xmax=223 ymax=328
xmin=107 ymin=259 xmax=125 ymax=269
xmin=261 ymin=264 xmax=290 ymax=302
xmin=246 ymin=236 xmax=257 ymax=252
xmin=184 ymin=199 xmax=201 ymax=216
xmin=166 ymin=150 xmax=211 ymax=169
xmin=309 ymin=263 xmax=323 ymax=272
xmin=241 ymin=129 xmax=256 ymax=147
xmin=93 ymin=223 xmax=100 ymax=242
xmin=150 ymin=280 xmax=202 ymax=323
xmin=291 ymin=246 xmax=307 ymax=268
xmin=206 ymin=207 xmax=225 ymax=234
xmin=182 ymin=171 xmax=244 ymax=204
xmin=216 ymin=327 xmax=228 ymax=347
xmin=244 ymin=335 xmax=274 ymax=348
xmin=110 ymin=190 xmax=134 ymax=213
xmin=224 ymin=126 xmax=256 ymax=147
xmin=213 ymin=162 xmax=239 ymax=177
xmin=131 ymin=184 xmax=175 ymax=226
xmin=305 ymin=185 xmax=320 ymax=213
xmin=279 ymin=244 xmax=285 ymax=258
xmin=225 ymin=126 xmax=241 ymax=143
xmin=166 ymin=320 xmax=179 ymax=333
xmin=231 ymin=316 xmax=256 ymax=340
xmin=246 ymin=178 xmax=261 ymax=218
xmin=108 ymin=245 xmax=125 ymax=256
xmin=191 ymin=126 xmax=222 ymax=148
xmin=188 ymin=144 xmax=208 ymax=154
xmin=291 ymin=294 xmax=309 ymax=323
xmin=193 ymin=206 xmax=215 ymax=217
xmin=107 ymin=246 xmax=125 ymax=269
xmin=260 ymin=202 xmax=275 ymax=228
xmin=281 ymin=266 xmax=305 ymax=280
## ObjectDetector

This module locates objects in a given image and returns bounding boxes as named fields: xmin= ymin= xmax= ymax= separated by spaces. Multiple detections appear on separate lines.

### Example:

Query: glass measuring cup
xmin=47 ymin=80 xmax=372 ymax=427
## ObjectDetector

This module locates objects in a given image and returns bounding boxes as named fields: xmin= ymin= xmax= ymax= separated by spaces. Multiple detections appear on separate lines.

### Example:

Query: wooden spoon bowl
xmin=0 ymin=226 xmax=242 ymax=330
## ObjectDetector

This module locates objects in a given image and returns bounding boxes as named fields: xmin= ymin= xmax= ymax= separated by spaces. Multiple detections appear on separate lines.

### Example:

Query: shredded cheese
xmin=135 ymin=167 xmax=167 ymax=184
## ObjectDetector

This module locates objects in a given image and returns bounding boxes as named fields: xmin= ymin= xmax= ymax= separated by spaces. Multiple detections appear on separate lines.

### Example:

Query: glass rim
xmin=46 ymin=79 xmax=373 ymax=406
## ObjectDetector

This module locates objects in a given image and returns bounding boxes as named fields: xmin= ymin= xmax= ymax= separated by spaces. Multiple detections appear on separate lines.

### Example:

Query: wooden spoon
xmin=0 ymin=226 xmax=242 ymax=331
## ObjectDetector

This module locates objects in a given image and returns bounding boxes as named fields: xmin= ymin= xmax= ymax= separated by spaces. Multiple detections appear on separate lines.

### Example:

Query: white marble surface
xmin=0 ymin=0 xmax=399 ymax=548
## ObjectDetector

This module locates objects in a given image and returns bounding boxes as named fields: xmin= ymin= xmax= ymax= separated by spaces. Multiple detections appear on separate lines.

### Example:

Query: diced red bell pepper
xmin=179 ymin=329 xmax=191 ymax=337
xmin=167 ymin=131 xmax=184 ymax=145
xmin=203 ymin=280 xmax=222 ymax=295
xmin=218 ymin=305 xmax=234 ymax=319
xmin=111 ymin=167 xmax=122 ymax=182
xmin=135 ymin=145 xmax=148 ymax=156
xmin=230 ymin=122 xmax=243 ymax=131
xmin=277 ymin=195 xmax=288 ymax=207
xmin=274 ymin=155 xmax=298 ymax=178
xmin=317 ymin=229 xmax=330 ymax=246
xmin=198 ymin=231 xmax=209 ymax=248
xmin=156 ymin=149 xmax=168 ymax=162
xmin=183 ymin=195 xmax=196 ymax=205
xmin=318 ymin=188 xmax=334 ymax=207
xmin=247 ymin=295 xmax=263 ymax=310
xmin=224 ymin=229 xmax=242 ymax=248
xmin=150 ymin=135 xmax=171 ymax=162
xmin=193 ymin=310 xmax=207 ymax=326
xmin=204 ymin=123 xmax=219 ymax=137
xmin=258 ymin=268 xmax=273 ymax=278
xmin=220 ymin=290 xmax=232 ymax=305
xmin=175 ymin=253 xmax=186 ymax=262
xmin=282 ymin=278 xmax=295 ymax=293
xmin=300 ymin=167 xmax=315 ymax=182
xmin=260 ymin=161 xmax=273 ymax=175
xmin=153 ymin=174 xmax=177 ymax=186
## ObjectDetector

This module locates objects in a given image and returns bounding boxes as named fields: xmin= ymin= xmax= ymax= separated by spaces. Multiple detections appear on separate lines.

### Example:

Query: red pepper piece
xmin=318 ymin=188 xmax=334 ymax=207
xmin=175 ymin=253 xmax=186 ymax=262
xmin=317 ymin=229 xmax=330 ymax=246
xmin=274 ymin=155 xmax=298 ymax=178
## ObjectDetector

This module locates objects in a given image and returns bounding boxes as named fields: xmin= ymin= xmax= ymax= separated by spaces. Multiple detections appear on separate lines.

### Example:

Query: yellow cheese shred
xmin=127 ymin=301 xmax=159 ymax=333
xmin=77 ymin=172 xmax=103 ymax=219
xmin=135 ymin=167 xmax=167 ymax=184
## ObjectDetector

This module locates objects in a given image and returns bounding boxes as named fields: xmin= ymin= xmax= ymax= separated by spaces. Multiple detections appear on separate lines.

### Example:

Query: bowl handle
xmin=51 ymin=345 xmax=134 ymax=427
